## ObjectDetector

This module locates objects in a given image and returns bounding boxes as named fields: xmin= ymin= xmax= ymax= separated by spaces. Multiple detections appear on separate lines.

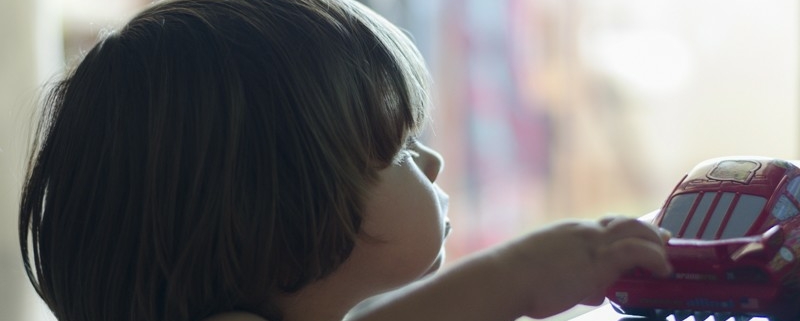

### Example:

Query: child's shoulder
xmin=201 ymin=312 xmax=269 ymax=321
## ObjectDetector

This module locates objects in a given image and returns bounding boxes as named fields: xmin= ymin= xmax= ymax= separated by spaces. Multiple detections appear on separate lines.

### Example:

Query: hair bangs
xmin=346 ymin=0 xmax=432 ymax=167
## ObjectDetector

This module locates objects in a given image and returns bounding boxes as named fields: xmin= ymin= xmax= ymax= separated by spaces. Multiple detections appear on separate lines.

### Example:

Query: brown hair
xmin=19 ymin=0 xmax=429 ymax=320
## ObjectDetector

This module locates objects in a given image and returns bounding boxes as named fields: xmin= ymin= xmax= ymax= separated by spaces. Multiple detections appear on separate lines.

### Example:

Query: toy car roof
xmin=679 ymin=156 xmax=796 ymax=193
xmin=656 ymin=157 xmax=800 ymax=240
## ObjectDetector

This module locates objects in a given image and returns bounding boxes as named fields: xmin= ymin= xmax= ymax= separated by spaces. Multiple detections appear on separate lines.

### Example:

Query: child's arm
xmin=347 ymin=216 xmax=672 ymax=321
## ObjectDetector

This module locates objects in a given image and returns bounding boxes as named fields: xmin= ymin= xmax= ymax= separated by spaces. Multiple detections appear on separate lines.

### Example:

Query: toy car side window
xmin=719 ymin=194 xmax=767 ymax=238
xmin=787 ymin=176 xmax=800 ymax=200
xmin=772 ymin=195 xmax=799 ymax=221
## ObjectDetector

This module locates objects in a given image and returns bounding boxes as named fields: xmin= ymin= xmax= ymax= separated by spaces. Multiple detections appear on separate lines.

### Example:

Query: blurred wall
xmin=370 ymin=0 xmax=799 ymax=258
xmin=1 ymin=0 xmax=61 ymax=319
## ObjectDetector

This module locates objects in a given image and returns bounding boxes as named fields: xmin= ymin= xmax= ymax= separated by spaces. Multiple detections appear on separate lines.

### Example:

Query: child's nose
xmin=413 ymin=142 xmax=444 ymax=182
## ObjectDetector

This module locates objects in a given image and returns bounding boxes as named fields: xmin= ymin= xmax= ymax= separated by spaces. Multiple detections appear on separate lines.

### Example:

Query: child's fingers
xmin=602 ymin=216 xmax=667 ymax=246
xmin=598 ymin=216 xmax=618 ymax=227
xmin=580 ymin=293 xmax=607 ymax=306
xmin=605 ymin=238 xmax=672 ymax=277
xmin=658 ymin=228 xmax=672 ymax=243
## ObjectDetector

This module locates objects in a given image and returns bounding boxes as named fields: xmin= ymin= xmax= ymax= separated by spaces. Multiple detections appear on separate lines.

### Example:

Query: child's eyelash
xmin=393 ymin=136 xmax=420 ymax=164
xmin=405 ymin=137 xmax=420 ymax=155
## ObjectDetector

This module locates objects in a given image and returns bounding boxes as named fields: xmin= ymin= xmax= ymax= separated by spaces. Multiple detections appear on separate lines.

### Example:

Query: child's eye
xmin=392 ymin=137 xmax=420 ymax=164
xmin=405 ymin=137 xmax=421 ymax=157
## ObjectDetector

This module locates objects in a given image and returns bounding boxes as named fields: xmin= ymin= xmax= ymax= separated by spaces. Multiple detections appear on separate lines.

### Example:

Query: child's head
xmin=19 ymin=0 xmax=436 ymax=319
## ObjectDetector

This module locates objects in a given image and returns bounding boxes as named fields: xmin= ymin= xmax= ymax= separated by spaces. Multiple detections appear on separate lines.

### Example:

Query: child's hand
xmin=498 ymin=216 xmax=672 ymax=319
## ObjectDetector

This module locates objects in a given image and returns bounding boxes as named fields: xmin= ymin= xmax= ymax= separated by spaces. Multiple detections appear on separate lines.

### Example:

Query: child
xmin=18 ymin=0 xmax=672 ymax=320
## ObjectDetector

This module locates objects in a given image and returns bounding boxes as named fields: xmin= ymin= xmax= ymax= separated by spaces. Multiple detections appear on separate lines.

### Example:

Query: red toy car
xmin=607 ymin=156 xmax=800 ymax=321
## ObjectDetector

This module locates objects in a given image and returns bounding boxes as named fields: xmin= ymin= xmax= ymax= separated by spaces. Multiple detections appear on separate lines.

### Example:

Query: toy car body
xmin=607 ymin=156 xmax=800 ymax=321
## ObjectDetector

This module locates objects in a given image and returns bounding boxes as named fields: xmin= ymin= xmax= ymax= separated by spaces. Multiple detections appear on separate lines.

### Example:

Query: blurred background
xmin=1 ymin=0 xmax=797 ymax=320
